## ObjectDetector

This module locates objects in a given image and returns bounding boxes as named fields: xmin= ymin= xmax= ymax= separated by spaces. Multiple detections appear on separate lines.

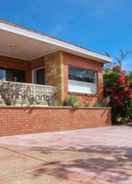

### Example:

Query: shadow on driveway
xmin=31 ymin=145 xmax=132 ymax=183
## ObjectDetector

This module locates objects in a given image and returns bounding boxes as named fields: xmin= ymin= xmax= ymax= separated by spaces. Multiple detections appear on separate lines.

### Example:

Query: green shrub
xmin=63 ymin=95 xmax=81 ymax=108
xmin=94 ymin=102 xmax=106 ymax=108
xmin=84 ymin=103 xmax=90 ymax=107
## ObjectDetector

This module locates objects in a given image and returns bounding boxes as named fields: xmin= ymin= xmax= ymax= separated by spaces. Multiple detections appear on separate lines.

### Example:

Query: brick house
xmin=0 ymin=20 xmax=112 ymax=135
xmin=0 ymin=20 xmax=111 ymax=106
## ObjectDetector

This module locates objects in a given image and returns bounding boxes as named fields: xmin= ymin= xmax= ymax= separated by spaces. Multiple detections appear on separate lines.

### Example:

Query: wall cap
xmin=0 ymin=106 xmax=111 ymax=110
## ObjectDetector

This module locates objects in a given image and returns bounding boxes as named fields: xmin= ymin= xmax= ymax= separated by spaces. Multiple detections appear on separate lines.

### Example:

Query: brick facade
xmin=0 ymin=52 xmax=105 ymax=105
xmin=0 ymin=107 xmax=111 ymax=136
xmin=62 ymin=52 xmax=104 ymax=105
xmin=43 ymin=51 xmax=104 ymax=105
xmin=0 ymin=56 xmax=31 ymax=82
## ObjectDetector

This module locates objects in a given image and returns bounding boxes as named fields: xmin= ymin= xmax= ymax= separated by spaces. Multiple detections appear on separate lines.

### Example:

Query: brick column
xmin=45 ymin=52 xmax=64 ymax=104
xmin=97 ymin=67 xmax=104 ymax=102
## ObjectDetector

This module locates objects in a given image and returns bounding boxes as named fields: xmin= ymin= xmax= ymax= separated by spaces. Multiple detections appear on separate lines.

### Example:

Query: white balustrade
xmin=0 ymin=81 xmax=57 ymax=106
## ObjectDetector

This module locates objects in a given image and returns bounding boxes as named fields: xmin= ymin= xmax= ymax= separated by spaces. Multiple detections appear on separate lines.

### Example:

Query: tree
xmin=105 ymin=49 xmax=132 ymax=68
xmin=104 ymin=65 xmax=132 ymax=124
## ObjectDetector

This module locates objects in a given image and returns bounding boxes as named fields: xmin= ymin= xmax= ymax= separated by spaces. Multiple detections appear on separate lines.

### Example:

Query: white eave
xmin=0 ymin=20 xmax=112 ymax=63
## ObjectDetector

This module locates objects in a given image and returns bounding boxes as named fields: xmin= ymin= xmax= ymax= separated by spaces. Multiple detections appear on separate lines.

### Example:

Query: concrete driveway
xmin=0 ymin=126 xmax=132 ymax=184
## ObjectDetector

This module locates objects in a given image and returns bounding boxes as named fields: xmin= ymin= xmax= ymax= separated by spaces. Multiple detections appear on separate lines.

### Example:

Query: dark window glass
xmin=0 ymin=69 xmax=5 ymax=80
xmin=69 ymin=66 xmax=96 ymax=83
xmin=0 ymin=68 xmax=25 ymax=82
xmin=36 ymin=68 xmax=45 ymax=85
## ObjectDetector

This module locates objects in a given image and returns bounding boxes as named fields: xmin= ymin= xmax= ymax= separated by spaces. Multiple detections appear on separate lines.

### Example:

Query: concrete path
xmin=0 ymin=126 xmax=132 ymax=183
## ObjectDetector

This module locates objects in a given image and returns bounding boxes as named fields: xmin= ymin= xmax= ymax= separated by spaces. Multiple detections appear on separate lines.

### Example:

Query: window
xmin=68 ymin=66 xmax=97 ymax=94
xmin=33 ymin=67 xmax=45 ymax=85
xmin=0 ymin=68 xmax=25 ymax=82
xmin=0 ymin=69 xmax=6 ymax=81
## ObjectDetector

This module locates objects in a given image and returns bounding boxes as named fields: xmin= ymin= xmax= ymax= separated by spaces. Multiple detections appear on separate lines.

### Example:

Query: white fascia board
xmin=0 ymin=21 xmax=112 ymax=63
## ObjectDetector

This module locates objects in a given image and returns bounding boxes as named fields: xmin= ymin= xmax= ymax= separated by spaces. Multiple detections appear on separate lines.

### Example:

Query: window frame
xmin=0 ymin=68 xmax=26 ymax=82
xmin=68 ymin=65 xmax=98 ymax=95
xmin=32 ymin=66 xmax=45 ymax=85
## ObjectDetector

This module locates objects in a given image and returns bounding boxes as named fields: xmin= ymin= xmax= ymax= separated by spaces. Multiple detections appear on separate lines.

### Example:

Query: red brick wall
xmin=0 ymin=107 xmax=111 ymax=136
xmin=62 ymin=52 xmax=104 ymax=106
xmin=27 ymin=57 xmax=45 ymax=82
xmin=0 ymin=56 xmax=32 ymax=82
xmin=30 ymin=57 xmax=45 ymax=69
xmin=0 ymin=56 xmax=45 ymax=83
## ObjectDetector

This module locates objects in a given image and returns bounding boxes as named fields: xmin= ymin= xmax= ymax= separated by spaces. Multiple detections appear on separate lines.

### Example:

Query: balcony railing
xmin=0 ymin=81 xmax=57 ymax=106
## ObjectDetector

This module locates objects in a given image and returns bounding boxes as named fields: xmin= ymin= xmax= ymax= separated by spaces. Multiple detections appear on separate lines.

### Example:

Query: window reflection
xmin=0 ymin=69 xmax=5 ymax=81
xmin=69 ymin=66 xmax=96 ymax=83
xmin=0 ymin=68 xmax=25 ymax=82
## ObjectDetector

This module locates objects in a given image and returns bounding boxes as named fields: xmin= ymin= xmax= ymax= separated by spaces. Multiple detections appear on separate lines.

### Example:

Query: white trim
xmin=32 ymin=66 xmax=44 ymax=84
xmin=68 ymin=80 xmax=97 ymax=94
xmin=0 ymin=21 xmax=112 ymax=63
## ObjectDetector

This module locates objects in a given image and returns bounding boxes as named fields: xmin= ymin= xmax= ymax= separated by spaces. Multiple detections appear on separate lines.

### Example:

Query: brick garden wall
xmin=0 ymin=107 xmax=111 ymax=136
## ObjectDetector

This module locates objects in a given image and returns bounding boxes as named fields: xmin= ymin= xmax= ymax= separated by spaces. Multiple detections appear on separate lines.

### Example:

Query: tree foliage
xmin=104 ymin=65 xmax=132 ymax=124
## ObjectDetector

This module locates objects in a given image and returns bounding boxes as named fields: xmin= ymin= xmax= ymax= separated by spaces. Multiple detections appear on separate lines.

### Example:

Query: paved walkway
xmin=0 ymin=126 xmax=132 ymax=184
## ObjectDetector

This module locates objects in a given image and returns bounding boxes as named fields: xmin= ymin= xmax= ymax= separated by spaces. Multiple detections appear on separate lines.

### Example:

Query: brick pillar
xmin=45 ymin=52 xmax=64 ymax=104
xmin=97 ymin=67 xmax=104 ymax=102
xmin=26 ymin=63 xmax=32 ymax=83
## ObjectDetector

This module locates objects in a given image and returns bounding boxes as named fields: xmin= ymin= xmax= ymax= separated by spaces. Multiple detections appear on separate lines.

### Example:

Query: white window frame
xmin=32 ymin=66 xmax=45 ymax=84
xmin=68 ymin=66 xmax=97 ymax=95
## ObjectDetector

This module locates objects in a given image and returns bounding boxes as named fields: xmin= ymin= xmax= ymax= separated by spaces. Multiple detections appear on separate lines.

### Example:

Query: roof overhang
xmin=0 ymin=20 xmax=112 ymax=63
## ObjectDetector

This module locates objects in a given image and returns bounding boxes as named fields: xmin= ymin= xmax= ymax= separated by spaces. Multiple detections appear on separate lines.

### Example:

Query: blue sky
xmin=0 ymin=0 xmax=132 ymax=71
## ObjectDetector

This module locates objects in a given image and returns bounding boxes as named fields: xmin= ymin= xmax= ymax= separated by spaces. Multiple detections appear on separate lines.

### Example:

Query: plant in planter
xmin=63 ymin=95 xmax=81 ymax=108
xmin=94 ymin=102 xmax=106 ymax=108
